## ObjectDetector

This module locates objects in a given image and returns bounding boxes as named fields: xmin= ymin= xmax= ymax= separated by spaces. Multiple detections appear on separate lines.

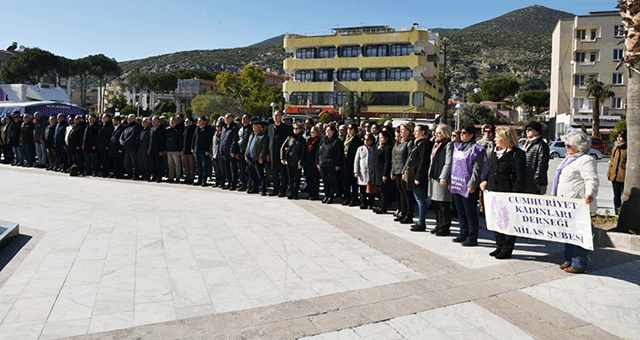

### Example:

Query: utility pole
xmin=441 ymin=38 xmax=451 ymax=127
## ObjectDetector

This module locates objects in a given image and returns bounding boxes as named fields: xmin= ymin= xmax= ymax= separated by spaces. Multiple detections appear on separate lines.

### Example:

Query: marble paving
xmin=0 ymin=165 xmax=638 ymax=340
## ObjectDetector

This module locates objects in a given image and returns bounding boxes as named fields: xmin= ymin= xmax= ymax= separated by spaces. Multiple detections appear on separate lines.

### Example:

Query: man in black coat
xmin=97 ymin=114 xmax=114 ymax=177
xmin=219 ymin=113 xmax=240 ymax=190
xmin=69 ymin=116 xmax=88 ymax=174
xmin=109 ymin=116 xmax=125 ymax=178
xmin=192 ymin=116 xmax=214 ymax=186
xmin=237 ymin=114 xmax=252 ymax=191
xmin=267 ymin=110 xmax=292 ymax=197
xmin=137 ymin=118 xmax=152 ymax=181
xmin=83 ymin=114 xmax=100 ymax=176
xmin=165 ymin=117 xmax=182 ymax=183
xmin=44 ymin=116 xmax=57 ymax=170
xmin=120 ymin=114 xmax=141 ymax=179
xmin=53 ymin=114 xmax=69 ymax=171
xmin=181 ymin=117 xmax=197 ymax=184
xmin=10 ymin=114 xmax=23 ymax=165
xmin=523 ymin=121 xmax=550 ymax=195
xmin=148 ymin=116 xmax=167 ymax=182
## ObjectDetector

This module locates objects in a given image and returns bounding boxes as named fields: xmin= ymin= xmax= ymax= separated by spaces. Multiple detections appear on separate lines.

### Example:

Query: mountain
xmin=432 ymin=5 xmax=574 ymax=35
xmin=116 ymin=5 xmax=573 ymax=89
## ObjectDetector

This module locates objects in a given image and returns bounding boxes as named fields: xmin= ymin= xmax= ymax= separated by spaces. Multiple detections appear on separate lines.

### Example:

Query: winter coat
xmin=486 ymin=148 xmax=529 ymax=193
xmin=607 ymin=143 xmax=627 ymax=183
xmin=220 ymin=121 xmax=239 ymax=157
xmin=69 ymin=121 xmax=87 ymax=154
xmin=428 ymin=140 xmax=453 ymax=202
xmin=405 ymin=138 xmax=433 ymax=190
xmin=193 ymin=124 xmax=214 ymax=155
xmin=373 ymin=144 xmax=393 ymax=186
xmin=109 ymin=124 xmax=125 ymax=157
xmin=20 ymin=121 xmax=34 ymax=146
xmin=211 ymin=130 xmax=221 ymax=158
xmin=317 ymin=135 xmax=344 ymax=168
xmin=354 ymin=144 xmax=374 ymax=185
xmin=268 ymin=123 xmax=293 ymax=160
xmin=524 ymin=137 xmax=550 ymax=187
xmin=54 ymin=120 xmax=68 ymax=149
xmin=303 ymin=136 xmax=320 ymax=171
xmin=182 ymin=125 xmax=196 ymax=155
xmin=281 ymin=133 xmax=306 ymax=167
xmin=149 ymin=125 xmax=167 ymax=155
xmin=238 ymin=123 xmax=253 ymax=157
xmin=556 ymin=154 xmax=599 ymax=212
xmin=9 ymin=120 xmax=22 ymax=147
xmin=82 ymin=122 xmax=100 ymax=153
xmin=44 ymin=123 xmax=56 ymax=148
xmin=120 ymin=122 xmax=141 ymax=151
xmin=97 ymin=121 xmax=114 ymax=151
xmin=344 ymin=135 xmax=363 ymax=175
xmin=33 ymin=120 xmax=47 ymax=143
xmin=138 ymin=127 xmax=151 ymax=155
xmin=245 ymin=132 xmax=268 ymax=161
xmin=392 ymin=136 xmax=414 ymax=175
xmin=165 ymin=126 xmax=182 ymax=152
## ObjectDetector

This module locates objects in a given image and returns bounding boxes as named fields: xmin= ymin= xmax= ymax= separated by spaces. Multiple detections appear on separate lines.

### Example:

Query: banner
xmin=484 ymin=191 xmax=593 ymax=250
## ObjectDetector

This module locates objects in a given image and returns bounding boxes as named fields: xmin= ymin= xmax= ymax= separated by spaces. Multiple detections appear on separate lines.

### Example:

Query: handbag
xmin=366 ymin=181 xmax=378 ymax=194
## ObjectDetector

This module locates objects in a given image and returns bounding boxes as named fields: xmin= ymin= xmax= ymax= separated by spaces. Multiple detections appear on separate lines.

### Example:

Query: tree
xmin=150 ymin=73 xmax=178 ymax=93
xmin=461 ymin=103 xmax=495 ymax=124
xmin=216 ymin=65 xmax=282 ymax=117
xmin=318 ymin=112 xmax=331 ymax=124
xmin=479 ymin=77 xmax=520 ymax=101
xmin=71 ymin=58 xmax=92 ymax=108
xmin=585 ymin=78 xmax=615 ymax=137
xmin=0 ymin=48 xmax=60 ymax=84
xmin=468 ymin=92 xmax=483 ymax=103
xmin=107 ymin=95 xmax=128 ymax=114
xmin=191 ymin=95 xmax=217 ymax=118
xmin=610 ymin=119 xmax=627 ymax=143
xmin=87 ymin=54 xmax=122 ymax=113
xmin=125 ymin=73 xmax=151 ymax=105
xmin=616 ymin=0 xmax=640 ymax=233
xmin=519 ymin=90 xmax=550 ymax=116
xmin=154 ymin=100 xmax=177 ymax=115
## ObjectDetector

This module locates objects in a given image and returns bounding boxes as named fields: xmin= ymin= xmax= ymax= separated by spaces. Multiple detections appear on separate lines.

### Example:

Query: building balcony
xmin=283 ymin=55 xmax=437 ymax=77
xmin=572 ymin=61 xmax=599 ymax=74
xmin=284 ymin=29 xmax=433 ymax=53
xmin=573 ymin=38 xmax=598 ymax=51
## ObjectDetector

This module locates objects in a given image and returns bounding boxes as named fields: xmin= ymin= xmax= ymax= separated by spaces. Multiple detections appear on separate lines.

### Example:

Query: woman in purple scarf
xmin=449 ymin=124 xmax=488 ymax=247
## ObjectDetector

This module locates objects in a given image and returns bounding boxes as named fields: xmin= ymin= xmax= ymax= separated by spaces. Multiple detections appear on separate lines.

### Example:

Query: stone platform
xmin=0 ymin=220 xmax=19 ymax=251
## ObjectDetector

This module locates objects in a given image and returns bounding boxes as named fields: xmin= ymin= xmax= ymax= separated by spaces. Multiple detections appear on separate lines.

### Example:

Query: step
xmin=0 ymin=220 xmax=19 ymax=251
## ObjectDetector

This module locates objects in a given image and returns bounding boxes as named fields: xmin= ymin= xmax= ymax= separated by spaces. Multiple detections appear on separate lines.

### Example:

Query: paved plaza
xmin=0 ymin=163 xmax=638 ymax=340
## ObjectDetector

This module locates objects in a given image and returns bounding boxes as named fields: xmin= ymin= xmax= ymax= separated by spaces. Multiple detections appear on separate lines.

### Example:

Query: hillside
xmin=116 ymin=5 xmax=573 ymax=89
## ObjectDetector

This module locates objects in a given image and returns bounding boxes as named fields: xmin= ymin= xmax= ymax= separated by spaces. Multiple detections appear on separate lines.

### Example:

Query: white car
xmin=548 ymin=141 xmax=603 ymax=160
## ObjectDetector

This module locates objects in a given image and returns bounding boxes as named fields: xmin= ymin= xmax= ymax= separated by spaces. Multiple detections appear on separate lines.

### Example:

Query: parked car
xmin=590 ymin=136 xmax=610 ymax=154
xmin=548 ymin=141 xmax=603 ymax=160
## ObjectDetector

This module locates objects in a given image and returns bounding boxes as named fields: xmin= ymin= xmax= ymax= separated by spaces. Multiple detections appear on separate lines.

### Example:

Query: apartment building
xmin=550 ymin=11 xmax=625 ymax=136
xmin=282 ymin=24 xmax=443 ymax=120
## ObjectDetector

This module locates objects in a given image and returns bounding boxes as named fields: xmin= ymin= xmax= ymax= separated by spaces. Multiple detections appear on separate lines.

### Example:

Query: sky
xmin=4 ymin=0 xmax=619 ymax=62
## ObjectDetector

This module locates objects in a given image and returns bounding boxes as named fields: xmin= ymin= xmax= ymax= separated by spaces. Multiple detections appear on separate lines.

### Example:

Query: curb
xmin=594 ymin=228 xmax=640 ymax=252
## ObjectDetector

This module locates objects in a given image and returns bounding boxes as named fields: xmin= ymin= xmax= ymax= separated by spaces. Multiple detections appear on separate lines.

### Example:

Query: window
xmin=572 ymin=97 xmax=593 ymax=110
xmin=576 ymin=29 xmax=586 ymax=40
xmin=389 ymin=44 xmax=414 ymax=56
xmin=412 ymin=92 xmax=425 ymax=107
xmin=614 ymin=49 xmax=624 ymax=61
xmin=289 ymin=92 xmax=333 ymax=106
xmin=295 ymin=70 xmax=315 ymax=82
xmin=339 ymin=69 xmax=360 ymax=81
xmin=340 ymin=46 xmax=361 ymax=58
xmin=614 ymin=25 xmax=624 ymax=37
xmin=363 ymin=69 xmax=387 ymax=81
xmin=296 ymin=48 xmax=315 ymax=59
xmin=388 ymin=68 xmax=412 ymax=81
xmin=336 ymin=91 xmax=347 ymax=106
xmin=370 ymin=92 xmax=410 ymax=106
xmin=590 ymin=29 xmax=597 ymax=40
xmin=613 ymin=73 xmax=624 ymax=85
xmin=612 ymin=97 xmax=623 ymax=109
xmin=364 ymin=45 xmax=388 ymax=57
xmin=317 ymin=47 xmax=337 ymax=59
xmin=316 ymin=70 xmax=333 ymax=82
xmin=575 ymin=52 xmax=586 ymax=63
xmin=590 ymin=52 xmax=597 ymax=62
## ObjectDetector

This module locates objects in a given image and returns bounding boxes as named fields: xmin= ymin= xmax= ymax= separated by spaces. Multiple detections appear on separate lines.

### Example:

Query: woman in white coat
xmin=354 ymin=133 xmax=376 ymax=209
xmin=552 ymin=131 xmax=598 ymax=273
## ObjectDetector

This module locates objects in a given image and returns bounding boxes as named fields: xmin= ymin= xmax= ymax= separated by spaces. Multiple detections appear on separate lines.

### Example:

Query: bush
xmin=318 ymin=112 xmax=331 ymax=124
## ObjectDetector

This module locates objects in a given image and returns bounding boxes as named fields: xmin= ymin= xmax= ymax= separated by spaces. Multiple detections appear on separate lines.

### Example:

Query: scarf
xmin=551 ymin=153 xmax=585 ymax=197
xmin=523 ymin=135 xmax=541 ymax=151
xmin=344 ymin=134 xmax=354 ymax=156
xmin=307 ymin=136 xmax=320 ymax=151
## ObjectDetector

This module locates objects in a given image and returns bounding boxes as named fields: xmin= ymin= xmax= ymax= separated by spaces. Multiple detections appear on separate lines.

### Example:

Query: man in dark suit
xmin=219 ymin=113 xmax=240 ymax=190
xmin=148 ymin=116 xmax=166 ymax=182
xmin=97 ymin=114 xmax=114 ymax=177
xmin=192 ymin=116 xmax=214 ymax=186
xmin=120 ymin=114 xmax=141 ymax=179
xmin=267 ymin=110 xmax=292 ymax=197
xmin=82 ymin=114 xmax=100 ymax=176
xmin=109 ymin=115 xmax=126 ymax=178
xmin=137 ymin=118 xmax=152 ymax=181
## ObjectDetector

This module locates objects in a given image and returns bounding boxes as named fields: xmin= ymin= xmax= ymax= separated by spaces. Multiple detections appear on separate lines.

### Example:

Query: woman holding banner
xmin=553 ymin=131 xmax=598 ymax=273
xmin=480 ymin=126 xmax=530 ymax=259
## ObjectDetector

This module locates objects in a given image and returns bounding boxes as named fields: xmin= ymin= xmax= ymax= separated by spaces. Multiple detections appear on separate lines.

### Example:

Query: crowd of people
xmin=1 ymin=109 xmax=618 ymax=273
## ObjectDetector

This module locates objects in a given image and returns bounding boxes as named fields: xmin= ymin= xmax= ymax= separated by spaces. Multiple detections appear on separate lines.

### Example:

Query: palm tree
xmin=616 ymin=0 xmax=640 ymax=233
xmin=585 ymin=78 xmax=614 ymax=137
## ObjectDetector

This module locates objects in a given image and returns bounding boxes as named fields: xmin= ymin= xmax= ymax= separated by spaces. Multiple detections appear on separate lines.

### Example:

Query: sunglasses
xmin=452 ymin=134 xmax=458 ymax=137
xmin=460 ymin=131 xmax=469 ymax=135
xmin=526 ymin=127 xmax=533 ymax=131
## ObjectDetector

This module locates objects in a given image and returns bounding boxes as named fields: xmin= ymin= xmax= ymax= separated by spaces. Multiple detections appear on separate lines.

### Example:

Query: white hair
xmin=562 ymin=131 xmax=591 ymax=154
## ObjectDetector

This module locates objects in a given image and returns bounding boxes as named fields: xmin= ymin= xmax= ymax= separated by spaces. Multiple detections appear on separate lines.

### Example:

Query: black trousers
xmin=72 ymin=152 xmax=85 ymax=173
xmin=1 ymin=145 xmax=13 ymax=164
xmin=377 ymin=180 xmax=394 ymax=212
xmin=304 ymin=165 xmax=320 ymax=199
xmin=150 ymin=153 xmax=164 ymax=181
xmin=271 ymin=161 xmax=288 ymax=195
xmin=110 ymin=153 xmax=124 ymax=178
xmin=359 ymin=185 xmax=375 ymax=208
xmin=612 ymin=180 xmax=624 ymax=214
xmin=395 ymin=176 xmax=413 ymax=217
xmin=248 ymin=160 xmax=265 ymax=193
xmin=138 ymin=150 xmax=151 ymax=180
xmin=99 ymin=150 xmax=111 ymax=176
xmin=432 ymin=200 xmax=452 ymax=231
xmin=342 ymin=168 xmax=359 ymax=202
xmin=495 ymin=232 xmax=516 ymax=254
xmin=238 ymin=158 xmax=248 ymax=187
xmin=287 ymin=165 xmax=302 ymax=198
xmin=222 ymin=156 xmax=238 ymax=188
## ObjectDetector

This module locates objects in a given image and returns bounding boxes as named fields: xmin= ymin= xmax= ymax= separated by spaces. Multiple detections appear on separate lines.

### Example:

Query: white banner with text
xmin=484 ymin=191 xmax=593 ymax=250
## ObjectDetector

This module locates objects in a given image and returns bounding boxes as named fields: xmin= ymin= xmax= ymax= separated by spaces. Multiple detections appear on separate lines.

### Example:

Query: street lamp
xmin=454 ymin=103 xmax=462 ymax=131
xmin=270 ymin=102 xmax=278 ymax=115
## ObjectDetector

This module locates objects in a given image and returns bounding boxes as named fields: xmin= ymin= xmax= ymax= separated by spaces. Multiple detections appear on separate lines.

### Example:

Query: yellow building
xmin=282 ymin=25 xmax=443 ymax=120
